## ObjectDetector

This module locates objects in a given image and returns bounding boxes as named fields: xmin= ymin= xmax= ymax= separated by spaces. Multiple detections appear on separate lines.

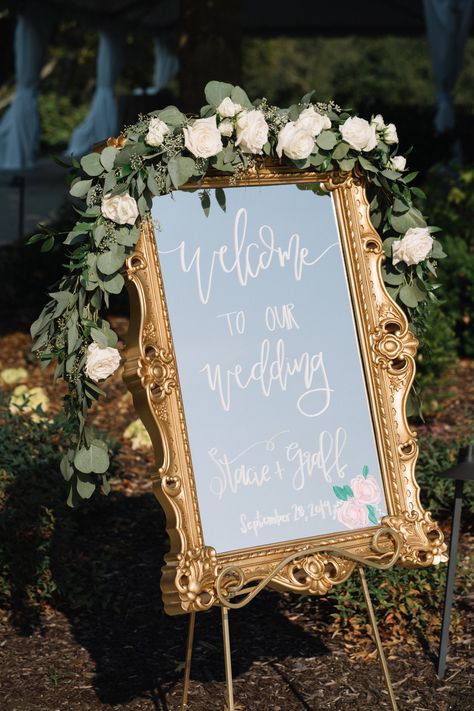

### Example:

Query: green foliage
xmin=326 ymin=562 xmax=464 ymax=636
xmin=422 ymin=166 xmax=474 ymax=357
xmin=0 ymin=390 xmax=71 ymax=617
xmin=38 ymin=93 xmax=88 ymax=151
xmin=412 ymin=299 xmax=458 ymax=402
xmin=0 ymin=390 xmax=119 ymax=621
xmin=243 ymin=36 xmax=474 ymax=110
xmin=416 ymin=436 xmax=474 ymax=521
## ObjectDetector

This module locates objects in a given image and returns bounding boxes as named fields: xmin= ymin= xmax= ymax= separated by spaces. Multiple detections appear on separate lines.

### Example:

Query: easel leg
xmin=221 ymin=606 xmax=235 ymax=710
xmin=181 ymin=611 xmax=196 ymax=711
xmin=358 ymin=566 xmax=398 ymax=711
xmin=438 ymin=479 xmax=464 ymax=679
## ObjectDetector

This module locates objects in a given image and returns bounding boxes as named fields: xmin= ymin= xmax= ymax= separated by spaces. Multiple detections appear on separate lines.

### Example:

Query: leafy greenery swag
xmin=30 ymin=80 xmax=445 ymax=506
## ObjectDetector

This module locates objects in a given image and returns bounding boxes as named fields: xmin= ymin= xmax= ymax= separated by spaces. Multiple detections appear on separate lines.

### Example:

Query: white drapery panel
xmin=0 ymin=9 xmax=53 ymax=169
xmin=67 ymin=27 xmax=124 ymax=157
xmin=152 ymin=37 xmax=179 ymax=92
xmin=423 ymin=0 xmax=473 ymax=133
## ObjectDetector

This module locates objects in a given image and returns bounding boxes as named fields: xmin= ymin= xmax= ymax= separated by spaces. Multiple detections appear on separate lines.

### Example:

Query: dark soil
xmin=0 ymin=322 xmax=473 ymax=711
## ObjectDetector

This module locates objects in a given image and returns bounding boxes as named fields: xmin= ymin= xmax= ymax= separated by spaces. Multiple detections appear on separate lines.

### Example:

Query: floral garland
xmin=29 ymin=81 xmax=445 ymax=506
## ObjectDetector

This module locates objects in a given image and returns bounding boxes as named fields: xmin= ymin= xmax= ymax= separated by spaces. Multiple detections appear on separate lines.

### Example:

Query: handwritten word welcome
xmin=160 ymin=207 xmax=337 ymax=304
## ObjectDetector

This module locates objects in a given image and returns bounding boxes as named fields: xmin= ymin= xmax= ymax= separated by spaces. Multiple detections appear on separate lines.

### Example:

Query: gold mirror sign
xmin=123 ymin=162 xmax=445 ymax=615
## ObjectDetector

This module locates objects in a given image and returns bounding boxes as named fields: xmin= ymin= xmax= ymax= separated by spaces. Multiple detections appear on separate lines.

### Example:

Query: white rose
xmin=383 ymin=122 xmax=398 ymax=144
xmin=276 ymin=122 xmax=314 ymax=160
xmin=85 ymin=342 xmax=121 ymax=382
xmin=390 ymin=155 xmax=406 ymax=171
xmin=217 ymin=97 xmax=242 ymax=118
xmin=392 ymin=227 xmax=434 ymax=266
xmin=372 ymin=113 xmax=385 ymax=131
xmin=101 ymin=193 xmax=139 ymax=226
xmin=340 ymin=116 xmax=377 ymax=152
xmin=296 ymin=106 xmax=331 ymax=136
xmin=183 ymin=116 xmax=223 ymax=158
xmin=218 ymin=119 xmax=234 ymax=137
xmin=235 ymin=109 xmax=269 ymax=154
xmin=145 ymin=117 xmax=169 ymax=147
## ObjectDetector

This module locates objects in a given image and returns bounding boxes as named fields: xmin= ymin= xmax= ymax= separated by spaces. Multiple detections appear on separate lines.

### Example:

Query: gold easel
xmin=180 ymin=528 xmax=401 ymax=711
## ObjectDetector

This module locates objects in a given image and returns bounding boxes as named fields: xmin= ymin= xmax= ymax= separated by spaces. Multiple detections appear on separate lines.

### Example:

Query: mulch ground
xmin=0 ymin=319 xmax=473 ymax=711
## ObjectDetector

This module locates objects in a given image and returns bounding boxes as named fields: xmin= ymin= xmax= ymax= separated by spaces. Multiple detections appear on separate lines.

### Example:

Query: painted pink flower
xmin=336 ymin=500 xmax=369 ymax=529
xmin=351 ymin=474 xmax=381 ymax=505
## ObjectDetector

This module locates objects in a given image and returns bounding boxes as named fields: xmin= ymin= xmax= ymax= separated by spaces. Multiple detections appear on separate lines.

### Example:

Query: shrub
xmin=0 ymin=390 xmax=71 ymax=622
xmin=422 ymin=165 xmax=474 ymax=357
xmin=0 ymin=390 xmax=118 ymax=626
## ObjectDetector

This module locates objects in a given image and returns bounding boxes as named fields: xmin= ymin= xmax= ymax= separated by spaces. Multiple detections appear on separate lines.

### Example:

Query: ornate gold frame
xmin=123 ymin=161 xmax=446 ymax=615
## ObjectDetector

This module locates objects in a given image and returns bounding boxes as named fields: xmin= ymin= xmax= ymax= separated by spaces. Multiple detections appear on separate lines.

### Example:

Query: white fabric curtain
xmin=423 ymin=0 xmax=473 ymax=133
xmin=67 ymin=27 xmax=124 ymax=158
xmin=152 ymin=37 xmax=179 ymax=92
xmin=0 ymin=9 xmax=53 ymax=170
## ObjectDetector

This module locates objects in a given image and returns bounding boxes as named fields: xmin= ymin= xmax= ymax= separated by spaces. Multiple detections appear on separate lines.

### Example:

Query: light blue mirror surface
xmin=152 ymin=184 xmax=387 ymax=553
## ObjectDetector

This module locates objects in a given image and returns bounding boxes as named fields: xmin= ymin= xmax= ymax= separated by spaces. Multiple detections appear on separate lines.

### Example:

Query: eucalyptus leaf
xmin=215 ymin=187 xmax=226 ymax=212
xmin=338 ymin=157 xmax=356 ymax=172
xmin=392 ymin=197 xmax=410 ymax=214
xmin=389 ymin=207 xmax=426 ymax=234
xmin=431 ymin=241 xmax=447 ymax=259
xmin=60 ymin=455 xmax=74 ymax=482
xmin=93 ymin=223 xmax=107 ymax=246
xmin=316 ymin=130 xmax=337 ymax=151
xmin=301 ymin=90 xmax=315 ymax=104
xmin=100 ymin=146 xmax=118 ymax=172
xmin=116 ymin=226 xmax=139 ymax=247
xmin=147 ymin=171 xmax=161 ymax=195
xmin=411 ymin=278 xmax=427 ymax=300
xmin=381 ymin=169 xmax=402 ymax=180
xmin=80 ymin=152 xmax=104 ymax=177
xmin=205 ymin=80 xmax=234 ymax=107
xmin=358 ymin=156 xmax=378 ymax=173
xmin=101 ymin=272 xmax=125 ymax=294
xmin=67 ymin=320 xmax=79 ymax=354
xmin=382 ymin=267 xmax=405 ymax=285
xmin=383 ymin=237 xmax=397 ymax=257
xmin=167 ymin=156 xmax=196 ymax=188
xmin=400 ymin=284 xmax=419 ymax=308
xmin=74 ymin=442 xmax=109 ymax=474
xmin=230 ymin=85 xmax=253 ymax=109
xmin=103 ymin=171 xmax=117 ymax=194
xmin=67 ymin=482 xmax=81 ymax=508
xmin=212 ymin=153 xmax=236 ymax=173
xmin=410 ymin=186 xmax=426 ymax=200
xmin=288 ymin=105 xmax=300 ymax=122
xmin=136 ymin=172 xmax=146 ymax=195
xmin=97 ymin=245 xmax=126 ymax=275
xmin=41 ymin=236 xmax=55 ymax=252
xmin=310 ymin=153 xmax=326 ymax=167
xmin=157 ymin=105 xmax=186 ymax=126
xmin=332 ymin=142 xmax=349 ymax=160
xmin=76 ymin=474 xmax=97 ymax=499
xmin=200 ymin=191 xmax=211 ymax=217
xmin=101 ymin=475 xmax=111 ymax=495
xmin=70 ymin=179 xmax=93 ymax=198
xmin=402 ymin=171 xmax=418 ymax=184
xmin=90 ymin=327 xmax=108 ymax=347
xmin=371 ymin=211 xmax=382 ymax=229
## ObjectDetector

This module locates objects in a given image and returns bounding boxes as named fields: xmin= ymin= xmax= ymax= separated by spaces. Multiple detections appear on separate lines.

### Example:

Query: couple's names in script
xmin=208 ymin=427 xmax=348 ymax=500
